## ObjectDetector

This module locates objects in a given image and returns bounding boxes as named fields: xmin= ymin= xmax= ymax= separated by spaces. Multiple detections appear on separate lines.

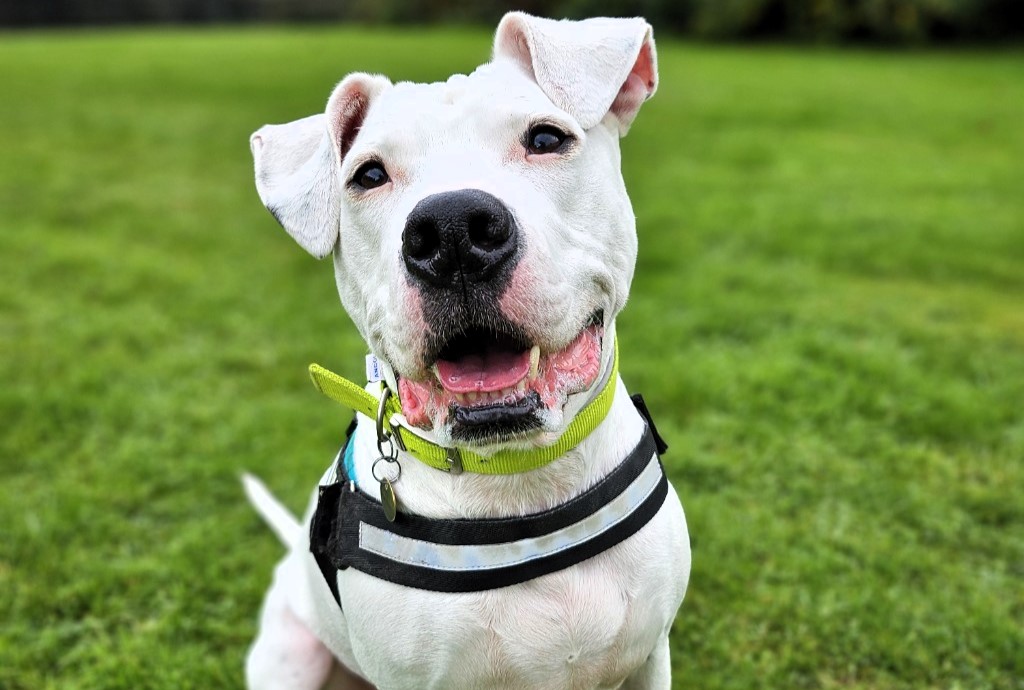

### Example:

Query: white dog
xmin=244 ymin=12 xmax=691 ymax=690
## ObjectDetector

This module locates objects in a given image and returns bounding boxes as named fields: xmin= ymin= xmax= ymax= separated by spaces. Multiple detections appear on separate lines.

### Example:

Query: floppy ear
xmin=493 ymin=12 xmax=657 ymax=136
xmin=250 ymin=73 xmax=391 ymax=258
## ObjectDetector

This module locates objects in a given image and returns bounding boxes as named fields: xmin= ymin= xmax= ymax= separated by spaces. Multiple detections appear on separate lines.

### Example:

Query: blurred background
xmin=1 ymin=1 xmax=1022 ymax=689
xmin=3 ymin=0 xmax=1024 ymax=42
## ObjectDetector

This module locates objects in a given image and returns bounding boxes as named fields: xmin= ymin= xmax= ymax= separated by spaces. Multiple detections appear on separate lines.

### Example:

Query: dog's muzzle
xmin=396 ymin=190 xmax=606 ymax=444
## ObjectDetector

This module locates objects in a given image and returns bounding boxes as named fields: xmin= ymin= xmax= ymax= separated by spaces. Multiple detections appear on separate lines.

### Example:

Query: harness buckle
xmin=391 ymin=425 xmax=407 ymax=452
xmin=375 ymin=387 xmax=395 ymax=458
xmin=446 ymin=448 xmax=463 ymax=475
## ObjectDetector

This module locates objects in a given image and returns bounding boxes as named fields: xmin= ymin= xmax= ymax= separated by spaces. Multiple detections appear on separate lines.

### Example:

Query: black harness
xmin=310 ymin=395 xmax=669 ymax=600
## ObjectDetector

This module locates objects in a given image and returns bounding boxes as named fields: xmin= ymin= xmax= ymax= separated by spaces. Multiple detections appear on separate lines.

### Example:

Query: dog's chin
xmin=448 ymin=390 xmax=544 ymax=444
xmin=396 ymin=311 xmax=605 ymax=449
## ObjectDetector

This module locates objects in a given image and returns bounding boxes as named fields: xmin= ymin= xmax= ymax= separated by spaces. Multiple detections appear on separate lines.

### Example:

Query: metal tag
xmin=379 ymin=477 xmax=397 ymax=522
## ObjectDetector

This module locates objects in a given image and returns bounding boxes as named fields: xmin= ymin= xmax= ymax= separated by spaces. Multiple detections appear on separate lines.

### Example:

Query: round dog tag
xmin=380 ymin=478 xmax=397 ymax=522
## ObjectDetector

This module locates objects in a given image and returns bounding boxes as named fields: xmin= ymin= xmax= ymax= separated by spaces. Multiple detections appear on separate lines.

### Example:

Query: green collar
xmin=308 ymin=344 xmax=618 ymax=475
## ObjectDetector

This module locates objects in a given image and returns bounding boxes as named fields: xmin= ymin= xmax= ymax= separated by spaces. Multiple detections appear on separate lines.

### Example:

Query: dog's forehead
xmin=359 ymin=62 xmax=562 ymax=151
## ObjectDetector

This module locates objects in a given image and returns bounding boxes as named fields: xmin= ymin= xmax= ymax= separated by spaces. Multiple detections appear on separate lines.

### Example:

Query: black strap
xmin=630 ymin=393 xmax=668 ymax=455
xmin=310 ymin=418 xmax=357 ymax=606
xmin=310 ymin=483 xmax=344 ymax=604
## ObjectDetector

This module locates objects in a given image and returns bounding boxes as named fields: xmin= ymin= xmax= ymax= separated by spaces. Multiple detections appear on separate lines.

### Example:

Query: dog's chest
xmin=335 ymin=495 xmax=687 ymax=690
xmin=344 ymin=568 xmax=645 ymax=689
xmin=467 ymin=565 xmax=655 ymax=689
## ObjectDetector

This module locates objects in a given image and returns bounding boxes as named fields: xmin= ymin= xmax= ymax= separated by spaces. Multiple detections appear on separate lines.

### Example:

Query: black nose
xmin=402 ymin=189 xmax=518 ymax=289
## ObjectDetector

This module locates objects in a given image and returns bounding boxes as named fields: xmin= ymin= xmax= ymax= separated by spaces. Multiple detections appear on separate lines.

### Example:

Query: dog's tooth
xmin=431 ymin=364 xmax=441 ymax=381
xmin=468 ymin=391 xmax=479 ymax=403
xmin=529 ymin=345 xmax=540 ymax=379
xmin=456 ymin=393 xmax=467 ymax=404
xmin=516 ymin=380 xmax=527 ymax=392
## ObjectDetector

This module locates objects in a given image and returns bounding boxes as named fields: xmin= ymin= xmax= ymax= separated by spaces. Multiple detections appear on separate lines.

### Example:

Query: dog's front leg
xmin=246 ymin=560 xmax=336 ymax=690
xmin=620 ymin=634 xmax=671 ymax=690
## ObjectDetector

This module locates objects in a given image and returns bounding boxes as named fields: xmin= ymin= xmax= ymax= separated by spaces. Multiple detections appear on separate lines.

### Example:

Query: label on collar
xmin=365 ymin=354 xmax=383 ymax=383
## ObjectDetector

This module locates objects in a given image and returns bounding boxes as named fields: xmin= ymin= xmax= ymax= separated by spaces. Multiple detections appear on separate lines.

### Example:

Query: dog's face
xmin=252 ymin=13 xmax=657 ymax=450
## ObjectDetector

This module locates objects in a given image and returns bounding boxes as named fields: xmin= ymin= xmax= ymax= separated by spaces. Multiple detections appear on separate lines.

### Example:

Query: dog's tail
xmin=241 ymin=472 xmax=302 ymax=547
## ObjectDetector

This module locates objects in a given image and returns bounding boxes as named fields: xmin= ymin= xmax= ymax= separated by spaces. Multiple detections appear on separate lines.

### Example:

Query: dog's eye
xmin=526 ymin=125 xmax=570 ymax=155
xmin=352 ymin=161 xmax=389 ymax=190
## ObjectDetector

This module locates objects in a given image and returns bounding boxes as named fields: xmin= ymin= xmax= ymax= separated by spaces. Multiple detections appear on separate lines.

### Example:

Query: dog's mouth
xmin=398 ymin=311 xmax=605 ymax=443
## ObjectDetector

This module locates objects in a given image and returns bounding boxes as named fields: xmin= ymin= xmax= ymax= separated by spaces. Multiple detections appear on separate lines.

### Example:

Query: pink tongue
xmin=435 ymin=350 xmax=530 ymax=393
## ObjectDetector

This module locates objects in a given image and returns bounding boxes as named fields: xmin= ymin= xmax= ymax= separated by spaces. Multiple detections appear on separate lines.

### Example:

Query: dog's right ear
xmin=250 ymin=73 xmax=391 ymax=259
xmin=493 ymin=13 xmax=657 ymax=136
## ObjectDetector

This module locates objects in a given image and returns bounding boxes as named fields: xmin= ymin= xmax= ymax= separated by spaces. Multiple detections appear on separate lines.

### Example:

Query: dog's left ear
xmin=250 ymin=114 xmax=339 ymax=258
xmin=493 ymin=12 xmax=657 ymax=135
xmin=250 ymin=74 xmax=391 ymax=258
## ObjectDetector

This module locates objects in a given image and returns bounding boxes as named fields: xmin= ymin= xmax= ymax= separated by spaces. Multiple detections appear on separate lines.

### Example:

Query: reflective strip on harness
xmin=309 ymin=420 xmax=668 ymax=595
xmin=358 ymin=456 xmax=662 ymax=572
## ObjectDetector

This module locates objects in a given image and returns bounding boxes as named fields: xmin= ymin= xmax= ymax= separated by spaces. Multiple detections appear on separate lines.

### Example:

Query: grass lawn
xmin=1 ymin=24 xmax=1022 ymax=690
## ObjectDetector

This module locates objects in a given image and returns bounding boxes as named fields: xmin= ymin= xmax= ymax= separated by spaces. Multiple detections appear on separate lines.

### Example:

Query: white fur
xmin=246 ymin=12 xmax=689 ymax=690
xmin=241 ymin=472 xmax=301 ymax=546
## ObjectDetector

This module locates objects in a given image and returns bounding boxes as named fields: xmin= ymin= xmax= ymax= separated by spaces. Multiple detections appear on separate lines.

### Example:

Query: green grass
xmin=1 ymin=25 xmax=1022 ymax=690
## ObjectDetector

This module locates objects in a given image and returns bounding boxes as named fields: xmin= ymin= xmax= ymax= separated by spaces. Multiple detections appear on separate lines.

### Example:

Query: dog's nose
xmin=402 ymin=189 xmax=518 ymax=288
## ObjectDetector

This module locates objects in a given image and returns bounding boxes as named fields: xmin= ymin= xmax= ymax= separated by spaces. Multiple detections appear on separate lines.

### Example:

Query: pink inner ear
xmin=610 ymin=42 xmax=656 ymax=124
xmin=500 ymin=22 xmax=536 ymax=82
xmin=327 ymin=78 xmax=380 ymax=161
xmin=633 ymin=42 xmax=656 ymax=92
xmin=335 ymin=91 xmax=369 ymax=158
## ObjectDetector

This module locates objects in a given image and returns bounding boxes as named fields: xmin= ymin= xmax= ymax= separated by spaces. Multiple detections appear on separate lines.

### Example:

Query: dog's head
xmin=251 ymin=13 xmax=657 ymax=450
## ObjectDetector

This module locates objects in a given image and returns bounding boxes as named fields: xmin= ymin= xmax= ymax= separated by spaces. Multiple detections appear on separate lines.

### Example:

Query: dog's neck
xmin=347 ymin=375 xmax=646 ymax=520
